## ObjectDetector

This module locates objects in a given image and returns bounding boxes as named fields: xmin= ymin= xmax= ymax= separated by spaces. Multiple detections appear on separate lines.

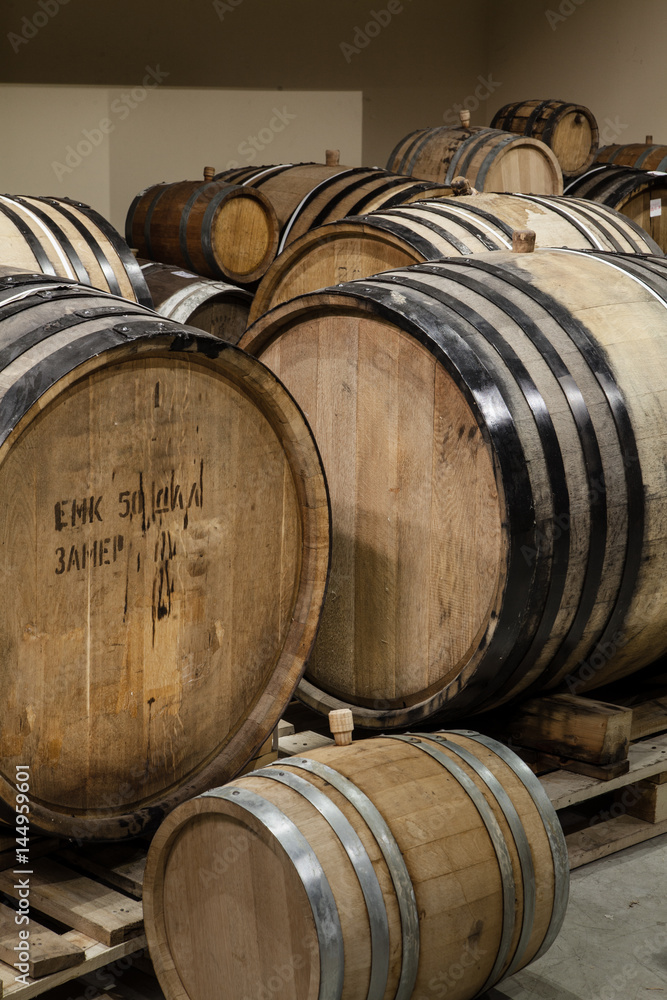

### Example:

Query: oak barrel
xmin=249 ymin=191 xmax=660 ymax=322
xmin=125 ymin=171 xmax=279 ymax=285
xmin=0 ymin=267 xmax=330 ymax=839
xmin=565 ymin=163 xmax=667 ymax=252
xmin=0 ymin=194 xmax=151 ymax=305
xmin=596 ymin=141 xmax=667 ymax=171
xmin=386 ymin=114 xmax=563 ymax=194
xmin=214 ymin=159 xmax=452 ymax=251
xmin=241 ymin=248 xmax=667 ymax=725
xmin=491 ymin=100 xmax=599 ymax=177
xmin=138 ymin=259 xmax=252 ymax=343
xmin=144 ymin=730 xmax=569 ymax=1000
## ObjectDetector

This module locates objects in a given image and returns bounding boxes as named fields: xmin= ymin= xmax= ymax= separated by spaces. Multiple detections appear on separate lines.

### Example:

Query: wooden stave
xmin=564 ymin=164 xmax=667 ymax=252
xmin=0 ymin=266 xmax=330 ymax=840
xmin=138 ymin=259 xmax=252 ymax=343
xmin=386 ymin=126 xmax=563 ymax=194
xmin=249 ymin=192 xmax=661 ymax=323
xmin=0 ymin=194 xmax=151 ymax=305
xmin=125 ymin=179 xmax=279 ymax=285
xmin=214 ymin=162 xmax=452 ymax=249
xmin=490 ymin=99 xmax=599 ymax=176
xmin=143 ymin=730 xmax=568 ymax=1000
xmin=596 ymin=143 xmax=667 ymax=171
xmin=241 ymin=249 xmax=667 ymax=725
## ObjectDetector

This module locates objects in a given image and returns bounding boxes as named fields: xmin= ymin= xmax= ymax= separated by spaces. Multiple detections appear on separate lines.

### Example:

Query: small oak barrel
xmin=386 ymin=112 xmax=563 ymax=194
xmin=214 ymin=158 xmax=452 ymax=252
xmin=0 ymin=267 xmax=329 ymax=840
xmin=249 ymin=191 xmax=660 ymax=322
xmin=125 ymin=170 xmax=279 ymax=285
xmin=144 ymin=730 xmax=569 ymax=1000
xmin=0 ymin=194 xmax=151 ymax=305
xmin=138 ymin=259 xmax=252 ymax=343
xmin=491 ymin=100 xmax=599 ymax=177
xmin=565 ymin=163 xmax=667 ymax=252
xmin=596 ymin=140 xmax=667 ymax=171
xmin=241 ymin=247 xmax=667 ymax=726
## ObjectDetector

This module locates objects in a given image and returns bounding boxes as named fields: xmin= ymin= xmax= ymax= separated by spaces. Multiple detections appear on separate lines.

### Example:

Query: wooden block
xmin=630 ymin=695 xmax=667 ymax=740
xmin=0 ymin=902 xmax=84 ymax=977
xmin=278 ymin=731 xmax=335 ymax=756
xmin=55 ymin=846 xmax=146 ymax=901
xmin=618 ymin=779 xmax=667 ymax=823
xmin=273 ymin=719 xmax=295 ymax=750
xmin=0 ymin=861 xmax=143 ymax=947
xmin=648 ymin=770 xmax=667 ymax=785
xmin=565 ymin=813 xmax=667 ymax=869
xmin=501 ymin=693 xmax=632 ymax=764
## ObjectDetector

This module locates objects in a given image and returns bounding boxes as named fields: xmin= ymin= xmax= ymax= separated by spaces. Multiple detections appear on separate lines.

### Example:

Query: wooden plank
xmin=630 ymin=695 xmax=667 ymax=740
xmin=0 ymin=861 xmax=143 ymax=947
xmin=566 ymin=813 xmax=667 ymax=869
xmin=620 ymin=779 xmax=667 ymax=823
xmin=498 ymin=693 xmax=632 ymax=765
xmin=540 ymin=732 xmax=667 ymax=810
xmin=0 ymin=903 xmax=84 ymax=978
xmin=517 ymin=746 xmax=630 ymax=780
xmin=54 ymin=847 xmax=146 ymax=901
xmin=278 ymin=731 xmax=335 ymax=756
xmin=0 ymin=933 xmax=147 ymax=999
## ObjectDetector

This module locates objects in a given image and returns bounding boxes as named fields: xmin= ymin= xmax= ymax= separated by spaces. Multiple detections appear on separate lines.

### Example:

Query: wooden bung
xmin=203 ymin=165 xmax=215 ymax=181
xmin=459 ymin=108 xmax=471 ymax=127
xmin=242 ymin=248 xmax=667 ymax=725
xmin=450 ymin=174 xmax=475 ymax=196
xmin=325 ymin=148 xmax=340 ymax=166
xmin=512 ymin=228 xmax=536 ymax=252
xmin=0 ymin=267 xmax=330 ymax=840
xmin=647 ymin=135 xmax=653 ymax=144
xmin=328 ymin=708 xmax=354 ymax=745
xmin=143 ymin=730 xmax=570 ymax=1000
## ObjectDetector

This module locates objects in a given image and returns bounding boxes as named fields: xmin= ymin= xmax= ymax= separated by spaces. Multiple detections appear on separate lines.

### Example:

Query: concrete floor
xmin=500 ymin=832 xmax=667 ymax=1000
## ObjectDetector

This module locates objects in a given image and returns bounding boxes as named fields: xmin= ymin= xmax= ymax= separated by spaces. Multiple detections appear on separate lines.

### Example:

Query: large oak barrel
xmin=0 ymin=194 xmax=151 ymax=305
xmin=596 ymin=140 xmax=667 ymax=171
xmin=0 ymin=266 xmax=330 ymax=840
xmin=138 ymin=259 xmax=252 ymax=342
xmin=144 ymin=730 xmax=569 ymax=1000
xmin=491 ymin=100 xmax=599 ymax=177
xmin=214 ymin=157 xmax=452 ymax=252
xmin=249 ymin=191 xmax=660 ymax=323
xmin=386 ymin=113 xmax=563 ymax=194
xmin=241 ymin=247 xmax=667 ymax=726
xmin=565 ymin=163 xmax=667 ymax=252
xmin=125 ymin=170 xmax=279 ymax=285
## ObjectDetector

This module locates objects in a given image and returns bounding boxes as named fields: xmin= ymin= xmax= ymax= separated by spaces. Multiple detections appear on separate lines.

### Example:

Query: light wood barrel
xmin=125 ymin=176 xmax=279 ymax=285
xmin=241 ymin=248 xmax=667 ymax=725
xmin=0 ymin=194 xmax=151 ymax=305
xmin=597 ymin=142 xmax=667 ymax=171
xmin=249 ymin=192 xmax=660 ymax=322
xmin=138 ymin=259 xmax=252 ymax=343
xmin=565 ymin=164 xmax=667 ymax=252
xmin=491 ymin=100 xmax=599 ymax=177
xmin=144 ymin=730 xmax=569 ymax=1000
xmin=0 ymin=266 xmax=329 ymax=840
xmin=214 ymin=161 xmax=452 ymax=251
xmin=386 ymin=123 xmax=563 ymax=194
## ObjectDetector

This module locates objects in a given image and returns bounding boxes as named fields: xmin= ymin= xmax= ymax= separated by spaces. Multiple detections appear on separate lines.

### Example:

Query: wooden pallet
xmin=0 ymin=853 xmax=145 ymax=999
